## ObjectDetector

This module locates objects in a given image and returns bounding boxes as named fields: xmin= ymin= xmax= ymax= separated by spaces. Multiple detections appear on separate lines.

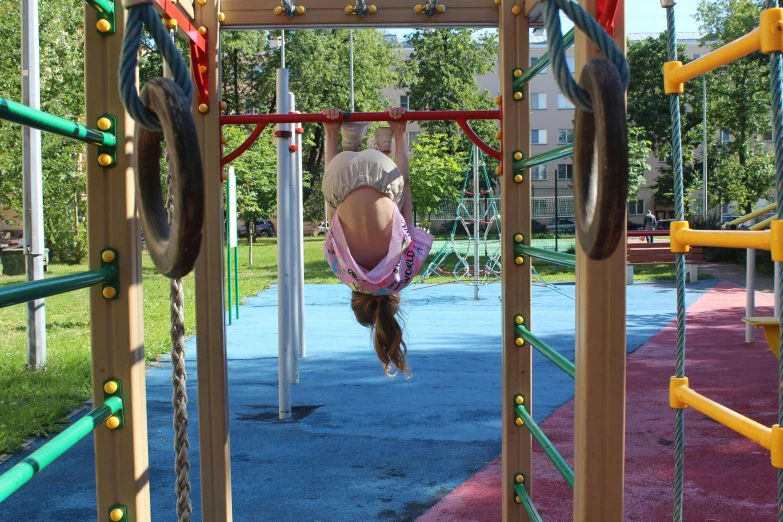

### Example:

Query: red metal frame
xmin=152 ymin=0 xmax=210 ymax=107
xmin=597 ymin=0 xmax=621 ymax=38
xmin=627 ymin=230 xmax=670 ymax=237
xmin=221 ymin=110 xmax=502 ymax=165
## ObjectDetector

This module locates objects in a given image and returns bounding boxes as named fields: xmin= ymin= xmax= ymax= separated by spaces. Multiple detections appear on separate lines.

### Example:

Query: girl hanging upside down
xmin=320 ymin=107 xmax=434 ymax=376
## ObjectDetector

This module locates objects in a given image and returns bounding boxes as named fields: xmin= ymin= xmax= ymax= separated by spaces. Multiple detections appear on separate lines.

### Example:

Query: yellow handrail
xmin=750 ymin=216 xmax=776 ymax=231
xmin=669 ymin=221 xmax=783 ymax=261
xmin=723 ymin=202 xmax=776 ymax=229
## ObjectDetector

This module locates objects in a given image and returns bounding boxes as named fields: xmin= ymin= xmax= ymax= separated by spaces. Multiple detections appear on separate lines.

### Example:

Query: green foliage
xmin=223 ymin=126 xmax=278 ymax=221
xmin=628 ymin=126 xmax=652 ymax=201
xmin=408 ymin=133 xmax=467 ymax=221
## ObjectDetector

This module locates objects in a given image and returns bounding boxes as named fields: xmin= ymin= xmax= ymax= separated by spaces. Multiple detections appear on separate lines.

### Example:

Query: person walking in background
xmin=643 ymin=210 xmax=657 ymax=243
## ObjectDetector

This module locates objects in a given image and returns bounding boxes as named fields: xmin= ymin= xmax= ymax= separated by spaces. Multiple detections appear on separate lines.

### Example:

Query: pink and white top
xmin=324 ymin=205 xmax=434 ymax=295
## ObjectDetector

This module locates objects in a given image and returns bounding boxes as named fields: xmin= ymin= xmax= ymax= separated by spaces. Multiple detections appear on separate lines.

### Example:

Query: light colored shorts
xmin=322 ymin=149 xmax=405 ymax=213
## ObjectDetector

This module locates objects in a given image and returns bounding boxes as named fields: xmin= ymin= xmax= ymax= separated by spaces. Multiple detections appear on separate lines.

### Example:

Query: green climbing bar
xmin=0 ymin=97 xmax=115 ymax=147
xmin=516 ymin=28 xmax=575 ymax=85
xmin=514 ymin=483 xmax=544 ymax=522
xmin=84 ymin=0 xmax=114 ymax=14
xmin=514 ymin=244 xmax=576 ymax=268
xmin=516 ymin=405 xmax=575 ymax=488
xmin=0 ymin=266 xmax=117 ymax=309
xmin=0 ymin=396 xmax=122 ymax=504
xmin=516 ymin=145 xmax=573 ymax=169
xmin=515 ymin=325 xmax=575 ymax=378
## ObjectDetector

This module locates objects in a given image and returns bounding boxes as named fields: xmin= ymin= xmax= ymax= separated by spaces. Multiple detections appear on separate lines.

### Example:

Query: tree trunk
xmin=248 ymin=220 xmax=254 ymax=266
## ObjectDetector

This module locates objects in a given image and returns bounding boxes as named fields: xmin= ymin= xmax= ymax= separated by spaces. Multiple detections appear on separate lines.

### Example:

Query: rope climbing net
xmin=415 ymin=147 xmax=501 ymax=286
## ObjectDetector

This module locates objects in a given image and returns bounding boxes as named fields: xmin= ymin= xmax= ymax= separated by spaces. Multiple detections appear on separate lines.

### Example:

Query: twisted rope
xmin=119 ymin=4 xmax=193 ymax=132
xmin=766 ymin=1 xmax=783 ymax=518
xmin=664 ymin=6 xmax=686 ymax=522
xmin=540 ymin=0 xmax=629 ymax=111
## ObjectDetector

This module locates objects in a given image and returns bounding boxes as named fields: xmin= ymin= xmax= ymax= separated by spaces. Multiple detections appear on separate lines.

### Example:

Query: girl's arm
xmin=322 ymin=108 xmax=342 ymax=168
xmin=388 ymin=107 xmax=413 ymax=225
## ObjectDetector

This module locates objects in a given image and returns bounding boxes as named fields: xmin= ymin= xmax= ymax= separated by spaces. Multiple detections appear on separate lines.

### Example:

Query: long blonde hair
xmin=350 ymin=292 xmax=409 ymax=377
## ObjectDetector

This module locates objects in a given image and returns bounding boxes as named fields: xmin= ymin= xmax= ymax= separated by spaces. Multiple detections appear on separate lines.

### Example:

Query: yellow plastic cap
xmin=221 ymin=135 xmax=227 ymax=145
xmin=368 ymin=5 xmax=377 ymax=13
xmin=513 ymin=151 xmax=523 ymax=161
xmin=109 ymin=508 xmax=124 ymax=522
xmin=103 ymin=380 xmax=118 ymax=394
xmin=199 ymin=65 xmax=208 ymax=74
xmin=513 ymin=69 xmax=522 ymax=78
xmin=494 ymin=95 xmax=502 ymax=105
xmin=514 ymin=174 xmax=523 ymax=183
xmin=436 ymin=4 xmax=445 ymax=12
xmin=414 ymin=5 xmax=423 ymax=13
xmin=669 ymin=376 xmax=689 ymax=409
xmin=761 ymin=8 xmax=783 ymax=54
xmin=162 ymin=18 xmax=178 ymax=29
xmin=496 ymin=131 xmax=502 ymax=139
xmin=106 ymin=416 xmax=121 ymax=430
xmin=274 ymin=5 xmax=284 ymax=14
xmin=495 ymin=165 xmax=502 ymax=175
xmin=515 ymin=495 xmax=521 ymax=503
xmin=296 ymin=5 xmax=306 ymax=14
xmin=218 ymin=11 xmax=226 ymax=22
xmin=513 ymin=91 xmax=523 ymax=100
xmin=221 ymin=171 xmax=228 ymax=181
xmin=101 ymin=250 xmax=116 ymax=263
xmin=345 ymin=5 xmax=353 ymax=14
xmin=494 ymin=0 xmax=501 ymax=4
xmin=515 ymin=396 xmax=524 ymax=405
xmin=669 ymin=220 xmax=691 ymax=253
xmin=514 ymin=256 xmax=524 ymax=265
xmin=220 ymin=101 xmax=228 ymax=111
xmin=516 ymin=474 xmax=524 ymax=483
xmin=515 ymin=337 xmax=524 ymax=346
xmin=512 ymin=5 xmax=521 ymax=14
xmin=97 ymin=19 xmax=112 ymax=33
xmin=197 ymin=0 xmax=206 ymax=4
xmin=198 ymin=103 xmax=209 ymax=113
xmin=515 ymin=315 xmax=524 ymax=324
xmin=772 ymin=425 xmax=783 ymax=468
xmin=98 ymin=154 xmax=113 ymax=167
xmin=772 ymin=220 xmax=783 ymax=262
xmin=97 ymin=117 xmax=112 ymax=131
xmin=515 ymin=418 xmax=523 ymax=426
xmin=663 ymin=61 xmax=684 ymax=95
xmin=197 ymin=26 xmax=207 ymax=36
xmin=102 ymin=287 xmax=117 ymax=300
xmin=514 ymin=234 xmax=523 ymax=243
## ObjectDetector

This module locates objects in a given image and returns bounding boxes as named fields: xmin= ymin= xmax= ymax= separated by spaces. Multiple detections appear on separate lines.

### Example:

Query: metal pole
xmin=288 ymin=92 xmax=299 ymax=385
xmin=226 ymin=209 xmax=232 ymax=326
xmin=776 ymin=263 xmax=781 ymax=317
xmin=473 ymin=146 xmax=480 ymax=300
xmin=234 ymin=245 xmax=239 ymax=320
xmin=280 ymin=30 xmax=285 ymax=69
xmin=21 ymin=0 xmax=46 ymax=369
xmin=276 ymin=69 xmax=292 ymax=420
xmin=554 ymin=175 xmax=559 ymax=251
xmin=295 ymin=113 xmax=306 ymax=358
xmin=350 ymin=29 xmax=355 ymax=112
xmin=702 ymin=74 xmax=708 ymax=216
xmin=746 ymin=217 xmax=756 ymax=343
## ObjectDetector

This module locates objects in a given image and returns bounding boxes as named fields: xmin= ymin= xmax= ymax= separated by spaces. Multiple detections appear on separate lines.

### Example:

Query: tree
xmin=628 ymin=126 xmax=652 ymax=201
xmin=408 ymin=134 xmax=468 ymax=223
xmin=398 ymin=29 xmax=500 ymax=159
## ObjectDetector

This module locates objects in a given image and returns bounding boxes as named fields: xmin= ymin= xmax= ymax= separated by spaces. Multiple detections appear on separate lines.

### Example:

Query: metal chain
xmin=664 ymin=5 xmax=686 ymax=522
xmin=541 ymin=0 xmax=629 ymax=111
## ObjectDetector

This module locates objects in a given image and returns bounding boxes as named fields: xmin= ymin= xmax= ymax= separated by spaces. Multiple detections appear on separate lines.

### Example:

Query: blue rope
xmin=664 ymin=5 xmax=686 ymax=522
xmin=120 ymin=4 xmax=194 ymax=132
xmin=540 ymin=0 xmax=629 ymax=111
xmin=765 ymin=0 xmax=783 ymax=518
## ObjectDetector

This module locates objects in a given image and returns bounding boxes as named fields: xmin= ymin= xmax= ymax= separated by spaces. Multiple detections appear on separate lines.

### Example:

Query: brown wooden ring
xmin=573 ymin=58 xmax=629 ymax=261
xmin=134 ymin=78 xmax=204 ymax=279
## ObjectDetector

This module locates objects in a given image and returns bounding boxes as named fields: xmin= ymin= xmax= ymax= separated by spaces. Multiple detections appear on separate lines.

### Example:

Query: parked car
xmin=720 ymin=215 xmax=750 ymax=230
xmin=238 ymin=219 xmax=276 ymax=239
xmin=627 ymin=220 xmax=644 ymax=231
xmin=545 ymin=218 xmax=577 ymax=234
xmin=0 ymin=229 xmax=23 ymax=250
xmin=312 ymin=222 xmax=329 ymax=237
xmin=440 ymin=219 xmax=499 ymax=237
xmin=532 ymin=219 xmax=549 ymax=234
xmin=656 ymin=219 xmax=675 ymax=231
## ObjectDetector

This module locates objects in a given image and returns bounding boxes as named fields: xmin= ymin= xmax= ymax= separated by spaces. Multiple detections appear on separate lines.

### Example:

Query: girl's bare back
xmin=336 ymin=189 xmax=395 ymax=271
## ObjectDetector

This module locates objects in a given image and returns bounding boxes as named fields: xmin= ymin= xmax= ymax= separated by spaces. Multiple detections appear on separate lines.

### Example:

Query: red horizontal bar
xmin=221 ymin=110 xmax=501 ymax=126
xmin=153 ymin=0 xmax=207 ymax=53
xmin=627 ymin=230 xmax=671 ymax=237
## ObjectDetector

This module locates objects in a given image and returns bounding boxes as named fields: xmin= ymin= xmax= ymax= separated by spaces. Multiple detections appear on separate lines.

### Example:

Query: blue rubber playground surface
xmin=0 ymin=280 xmax=714 ymax=521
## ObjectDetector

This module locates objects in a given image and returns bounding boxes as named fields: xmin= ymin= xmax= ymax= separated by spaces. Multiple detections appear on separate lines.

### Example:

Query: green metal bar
xmin=517 ymin=145 xmax=574 ymax=169
xmin=0 ymin=97 xmax=115 ymax=147
xmin=0 ymin=267 xmax=117 ymax=309
xmin=515 ymin=325 xmax=575 ymax=379
xmin=0 ymin=396 xmax=122 ymax=503
xmin=517 ymin=28 xmax=576 ymax=86
xmin=516 ymin=405 xmax=575 ymax=488
xmin=515 ymin=244 xmax=576 ymax=268
xmin=84 ymin=0 xmax=114 ymax=14
xmin=513 ymin=483 xmax=544 ymax=522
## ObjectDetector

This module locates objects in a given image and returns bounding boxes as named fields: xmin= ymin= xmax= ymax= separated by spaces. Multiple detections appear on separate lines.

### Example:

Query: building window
xmin=557 ymin=129 xmax=573 ymax=145
xmin=557 ymin=93 xmax=575 ymax=110
xmin=531 ymin=93 xmax=547 ymax=110
xmin=628 ymin=200 xmax=644 ymax=215
xmin=556 ymin=164 xmax=572 ymax=180
xmin=400 ymin=95 xmax=410 ymax=110
xmin=764 ymin=130 xmax=774 ymax=141
xmin=566 ymin=56 xmax=575 ymax=73
xmin=721 ymin=129 xmax=732 ymax=142
xmin=530 ymin=56 xmax=548 ymax=74
xmin=531 ymin=165 xmax=547 ymax=180
xmin=531 ymin=129 xmax=547 ymax=145
xmin=407 ymin=131 xmax=420 ymax=147
xmin=692 ymin=53 xmax=702 ymax=59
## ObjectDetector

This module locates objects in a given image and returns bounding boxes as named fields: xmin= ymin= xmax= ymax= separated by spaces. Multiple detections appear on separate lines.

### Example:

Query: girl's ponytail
xmin=351 ymin=292 xmax=409 ymax=376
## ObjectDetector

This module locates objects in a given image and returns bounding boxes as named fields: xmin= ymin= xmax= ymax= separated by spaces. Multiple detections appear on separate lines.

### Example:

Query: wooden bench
xmin=626 ymin=241 xmax=705 ymax=285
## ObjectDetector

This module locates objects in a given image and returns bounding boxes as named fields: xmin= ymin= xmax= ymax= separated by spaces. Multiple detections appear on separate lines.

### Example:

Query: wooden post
xmin=84 ymin=4 xmax=151 ymax=521
xmin=573 ymin=1 xmax=627 ymax=520
xmin=193 ymin=1 xmax=235 ymax=519
xmin=499 ymin=3 xmax=532 ymax=521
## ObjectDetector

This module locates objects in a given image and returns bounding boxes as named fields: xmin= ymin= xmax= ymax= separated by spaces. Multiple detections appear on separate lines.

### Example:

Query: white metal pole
xmin=350 ymin=29 xmax=355 ymax=112
xmin=776 ymin=263 xmax=781 ymax=317
xmin=746 ymin=217 xmax=756 ymax=343
xmin=702 ymin=74 xmax=708 ymax=216
xmin=276 ymin=69 xmax=292 ymax=419
xmin=281 ymin=30 xmax=285 ymax=69
xmin=294 ymin=108 xmax=306 ymax=359
xmin=21 ymin=0 xmax=46 ymax=369
xmin=288 ymin=93 xmax=300 ymax=384
xmin=473 ymin=146 xmax=480 ymax=300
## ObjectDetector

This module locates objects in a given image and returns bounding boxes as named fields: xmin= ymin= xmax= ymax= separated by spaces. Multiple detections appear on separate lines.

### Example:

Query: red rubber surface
xmin=419 ymin=282 xmax=778 ymax=521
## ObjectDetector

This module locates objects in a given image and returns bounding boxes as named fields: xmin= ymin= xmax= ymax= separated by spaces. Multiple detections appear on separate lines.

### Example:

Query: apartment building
xmin=383 ymin=32 xmax=709 ymax=225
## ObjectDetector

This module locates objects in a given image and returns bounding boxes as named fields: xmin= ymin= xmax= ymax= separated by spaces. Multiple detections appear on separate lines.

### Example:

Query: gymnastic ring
xmin=134 ymin=78 xmax=204 ymax=279
xmin=573 ymin=58 xmax=628 ymax=261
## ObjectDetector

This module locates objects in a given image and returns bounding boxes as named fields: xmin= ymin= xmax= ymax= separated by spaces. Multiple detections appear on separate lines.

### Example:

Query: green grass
xmin=0 ymin=237 xmax=714 ymax=456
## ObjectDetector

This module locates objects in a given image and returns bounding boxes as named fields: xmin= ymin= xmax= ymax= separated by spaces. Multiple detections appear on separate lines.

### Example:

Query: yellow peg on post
xmin=496 ymin=131 xmax=502 ymax=140
xmin=199 ymin=65 xmax=207 ymax=74
xmin=221 ymin=135 xmax=227 ymax=145
xmin=514 ymin=174 xmax=523 ymax=183
xmin=106 ymin=416 xmax=121 ymax=430
xmin=97 ymin=117 xmax=112 ymax=131
xmin=220 ymin=101 xmax=228 ymax=111
xmin=345 ymin=5 xmax=354 ymax=14
xmin=103 ymin=380 xmax=119 ymax=394
xmin=369 ymin=5 xmax=377 ymax=13
xmin=198 ymin=103 xmax=209 ymax=114
xmin=197 ymin=26 xmax=207 ymax=36
xmin=97 ymin=19 xmax=112 ymax=33
xmin=274 ymin=5 xmax=284 ymax=15
xmin=494 ymin=95 xmax=502 ymax=105
xmin=296 ymin=5 xmax=306 ymax=14
xmin=514 ymin=151 xmax=523 ymax=161
xmin=414 ymin=4 xmax=424 ymax=13
xmin=109 ymin=508 xmax=124 ymax=522
xmin=513 ymin=92 xmax=523 ymax=100
xmin=102 ymin=287 xmax=117 ymax=300
xmin=101 ymin=250 xmax=116 ymax=263
xmin=98 ymin=154 xmax=113 ymax=167
xmin=511 ymin=5 xmax=521 ymax=14
xmin=514 ymin=256 xmax=524 ymax=265
xmin=436 ymin=4 xmax=445 ymax=12
xmin=495 ymin=165 xmax=502 ymax=175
